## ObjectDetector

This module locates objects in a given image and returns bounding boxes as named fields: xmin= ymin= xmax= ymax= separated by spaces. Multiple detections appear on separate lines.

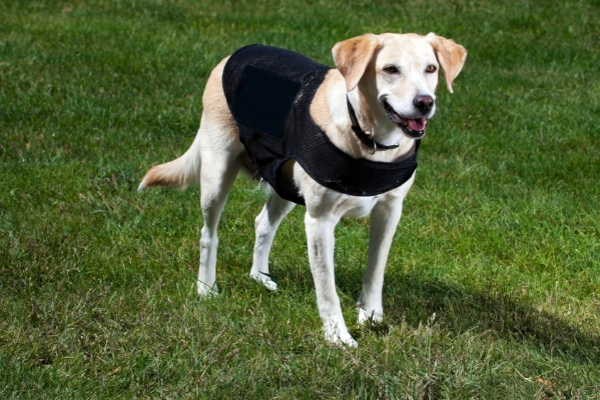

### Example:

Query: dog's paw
xmin=197 ymin=282 xmax=219 ymax=297
xmin=250 ymin=273 xmax=278 ymax=291
xmin=340 ymin=335 xmax=359 ymax=348
xmin=324 ymin=321 xmax=358 ymax=347
xmin=326 ymin=330 xmax=358 ymax=348
xmin=357 ymin=307 xmax=383 ymax=325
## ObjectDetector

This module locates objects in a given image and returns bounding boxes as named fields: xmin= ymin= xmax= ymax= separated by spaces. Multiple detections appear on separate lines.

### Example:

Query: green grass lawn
xmin=2 ymin=0 xmax=600 ymax=398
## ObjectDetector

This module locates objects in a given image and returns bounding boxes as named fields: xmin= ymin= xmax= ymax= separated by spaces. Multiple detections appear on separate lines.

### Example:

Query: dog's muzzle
xmin=383 ymin=101 xmax=430 ymax=139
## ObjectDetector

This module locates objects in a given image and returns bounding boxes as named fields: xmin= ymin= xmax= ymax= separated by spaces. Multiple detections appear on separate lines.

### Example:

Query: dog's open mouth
xmin=383 ymin=102 xmax=427 ymax=138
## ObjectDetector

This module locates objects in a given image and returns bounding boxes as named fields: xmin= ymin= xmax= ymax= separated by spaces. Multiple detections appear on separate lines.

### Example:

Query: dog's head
xmin=332 ymin=33 xmax=466 ymax=139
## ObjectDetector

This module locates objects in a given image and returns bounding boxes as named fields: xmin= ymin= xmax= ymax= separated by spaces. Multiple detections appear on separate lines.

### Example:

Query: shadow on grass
xmin=269 ymin=261 xmax=599 ymax=364
xmin=375 ymin=272 xmax=600 ymax=365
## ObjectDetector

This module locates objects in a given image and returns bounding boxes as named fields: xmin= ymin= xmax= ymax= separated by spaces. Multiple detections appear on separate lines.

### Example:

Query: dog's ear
xmin=332 ymin=34 xmax=381 ymax=92
xmin=426 ymin=33 xmax=467 ymax=93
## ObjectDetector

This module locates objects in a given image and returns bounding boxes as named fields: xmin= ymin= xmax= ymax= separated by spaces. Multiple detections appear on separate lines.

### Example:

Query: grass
xmin=1 ymin=0 xmax=600 ymax=398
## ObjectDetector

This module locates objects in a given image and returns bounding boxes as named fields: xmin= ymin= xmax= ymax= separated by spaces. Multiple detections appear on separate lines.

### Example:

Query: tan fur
xmin=200 ymin=57 xmax=238 ymax=136
xmin=308 ymin=70 xmax=363 ymax=157
xmin=332 ymin=34 xmax=381 ymax=92
xmin=139 ymin=160 xmax=191 ymax=189
xmin=138 ymin=57 xmax=241 ymax=191
xmin=426 ymin=33 xmax=467 ymax=93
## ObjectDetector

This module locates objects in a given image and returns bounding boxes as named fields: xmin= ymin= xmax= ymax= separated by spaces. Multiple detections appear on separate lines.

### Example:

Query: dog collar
xmin=346 ymin=96 xmax=400 ymax=154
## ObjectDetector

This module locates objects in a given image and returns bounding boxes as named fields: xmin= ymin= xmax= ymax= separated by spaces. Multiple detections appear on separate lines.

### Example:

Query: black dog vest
xmin=223 ymin=44 xmax=420 ymax=205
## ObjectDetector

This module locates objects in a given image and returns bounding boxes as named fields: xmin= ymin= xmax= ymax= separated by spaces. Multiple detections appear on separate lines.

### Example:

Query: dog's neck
xmin=346 ymin=90 xmax=401 ymax=146
xmin=313 ymin=70 xmax=416 ymax=162
xmin=344 ymin=88 xmax=416 ymax=161
xmin=346 ymin=91 xmax=402 ymax=152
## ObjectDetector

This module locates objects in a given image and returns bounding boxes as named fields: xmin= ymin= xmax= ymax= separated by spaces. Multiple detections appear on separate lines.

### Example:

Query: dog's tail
xmin=138 ymin=133 xmax=201 ymax=191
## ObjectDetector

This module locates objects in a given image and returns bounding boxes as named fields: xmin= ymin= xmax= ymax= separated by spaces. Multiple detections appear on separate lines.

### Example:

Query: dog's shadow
xmin=338 ymin=272 xmax=600 ymax=364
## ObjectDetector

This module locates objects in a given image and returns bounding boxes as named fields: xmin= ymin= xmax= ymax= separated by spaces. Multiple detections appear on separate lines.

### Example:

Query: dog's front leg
xmin=305 ymin=213 xmax=357 ymax=347
xmin=357 ymin=199 xmax=405 ymax=325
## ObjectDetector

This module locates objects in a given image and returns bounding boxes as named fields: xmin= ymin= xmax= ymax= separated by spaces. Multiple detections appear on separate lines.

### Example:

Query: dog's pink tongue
xmin=408 ymin=118 xmax=426 ymax=131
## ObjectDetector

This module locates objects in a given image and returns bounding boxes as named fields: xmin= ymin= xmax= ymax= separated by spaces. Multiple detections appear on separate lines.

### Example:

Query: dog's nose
xmin=413 ymin=95 xmax=434 ymax=113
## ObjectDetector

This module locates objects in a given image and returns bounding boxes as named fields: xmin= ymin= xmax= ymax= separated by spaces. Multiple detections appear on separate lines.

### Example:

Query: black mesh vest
xmin=223 ymin=44 xmax=419 ymax=205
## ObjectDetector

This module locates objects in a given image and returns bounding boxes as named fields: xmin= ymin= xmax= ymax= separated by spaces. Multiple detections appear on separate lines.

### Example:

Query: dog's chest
xmin=325 ymin=190 xmax=402 ymax=218
xmin=340 ymin=195 xmax=380 ymax=218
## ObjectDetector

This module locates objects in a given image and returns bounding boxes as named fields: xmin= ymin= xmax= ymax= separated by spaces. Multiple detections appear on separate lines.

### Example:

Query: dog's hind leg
xmin=250 ymin=192 xmax=295 ymax=290
xmin=197 ymin=141 xmax=242 ymax=295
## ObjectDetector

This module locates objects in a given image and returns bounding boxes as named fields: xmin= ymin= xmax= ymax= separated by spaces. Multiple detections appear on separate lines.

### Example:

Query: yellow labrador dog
xmin=139 ymin=33 xmax=466 ymax=346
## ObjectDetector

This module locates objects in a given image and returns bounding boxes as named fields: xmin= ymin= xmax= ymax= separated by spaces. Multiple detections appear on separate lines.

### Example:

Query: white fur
xmin=139 ymin=33 xmax=466 ymax=347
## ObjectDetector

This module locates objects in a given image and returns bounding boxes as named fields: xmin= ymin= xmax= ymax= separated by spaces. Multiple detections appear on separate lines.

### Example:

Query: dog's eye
xmin=426 ymin=65 xmax=437 ymax=73
xmin=383 ymin=65 xmax=399 ymax=74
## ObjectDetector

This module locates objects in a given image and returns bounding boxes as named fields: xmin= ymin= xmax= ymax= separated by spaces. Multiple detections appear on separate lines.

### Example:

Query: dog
xmin=138 ymin=33 xmax=466 ymax=346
